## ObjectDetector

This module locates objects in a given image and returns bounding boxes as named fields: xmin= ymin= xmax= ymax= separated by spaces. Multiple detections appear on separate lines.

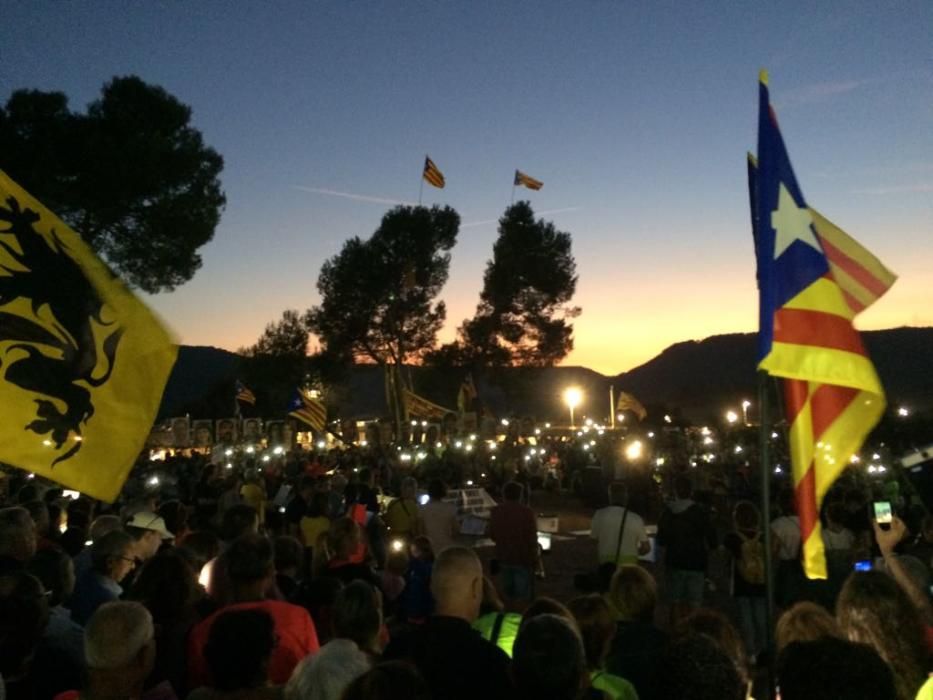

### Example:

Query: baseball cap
xmin=125 ymin=511 xmax=174 ymax=540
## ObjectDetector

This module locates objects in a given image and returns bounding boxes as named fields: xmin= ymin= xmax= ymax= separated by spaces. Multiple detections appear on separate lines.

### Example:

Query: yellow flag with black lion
xmin=0 ymin=169 xmax=177 ymax=502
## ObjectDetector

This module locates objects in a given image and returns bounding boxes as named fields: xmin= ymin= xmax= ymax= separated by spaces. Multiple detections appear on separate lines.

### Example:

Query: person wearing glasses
xmin=70 ymin=530 xmax=137 ymax=626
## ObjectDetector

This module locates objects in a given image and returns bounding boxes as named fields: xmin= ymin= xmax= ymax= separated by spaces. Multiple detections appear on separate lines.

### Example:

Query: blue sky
xmin=2 ymin=1 xmax=931 ymax=374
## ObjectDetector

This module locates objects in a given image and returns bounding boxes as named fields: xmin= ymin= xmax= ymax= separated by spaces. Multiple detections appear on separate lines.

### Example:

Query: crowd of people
xmin=0 ymin=445 xmax=931 ymax=700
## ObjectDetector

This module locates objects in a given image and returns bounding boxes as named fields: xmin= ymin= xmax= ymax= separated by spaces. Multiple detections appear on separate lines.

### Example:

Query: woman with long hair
xmin=836 ymin=571 xmax=928 ymax=700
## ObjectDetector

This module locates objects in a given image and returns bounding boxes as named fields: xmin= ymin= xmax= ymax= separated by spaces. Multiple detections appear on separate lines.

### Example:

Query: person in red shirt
xmin=488 ymin=481 xmax=538 ymax=609
xmin=188 ymin=534 xmax=319 ymax=688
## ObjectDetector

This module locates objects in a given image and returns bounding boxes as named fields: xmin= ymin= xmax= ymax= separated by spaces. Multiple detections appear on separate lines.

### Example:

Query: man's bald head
xmin=430 ymin=547 xmax=483 ymax=621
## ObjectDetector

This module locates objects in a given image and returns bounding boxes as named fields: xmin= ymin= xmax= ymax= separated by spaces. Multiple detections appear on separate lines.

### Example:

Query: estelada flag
xmin=0 ymin=169 xmax=178 ymax=502
xmin=514 ymin=170 xmax=543 ymax=191
xmin=422 ymin=156 xmax=445 ymax=188
xmin=616 ymin=391 xmax=647 ymax=421
xmin=236 ymin=380 xmax=256 ymax=405
xmin=288 ymin=389 xmax=326 ymax=432
xmin=751 ymin=71 xmax=895 ymax=579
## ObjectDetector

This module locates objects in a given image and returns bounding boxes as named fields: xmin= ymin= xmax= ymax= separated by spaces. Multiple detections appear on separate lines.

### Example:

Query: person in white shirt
xmin=420 ymin=479 xmax=459 ymax=554
xmin=590 ymin=482 xmax=650 ymax=567
xmin=771 ymin=491 xmax=803 ymax=607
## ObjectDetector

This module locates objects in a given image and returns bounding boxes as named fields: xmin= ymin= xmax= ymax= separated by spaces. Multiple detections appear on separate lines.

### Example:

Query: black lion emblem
xmin=0 ymin=195 xmax=123 ymax=465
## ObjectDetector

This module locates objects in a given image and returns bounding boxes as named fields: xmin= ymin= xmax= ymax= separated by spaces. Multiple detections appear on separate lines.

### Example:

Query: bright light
xmin=27 ymin=473 xmax=35 ymax=479
xmin=273 ymin=446 xmax=284 ymax=455
xmin=563 ymin=386 xmax=583 ymax=427
xmin=42 ymin=439 xmax=52 ymax=447
xmin=225 ymin=463 xmax=233 ymax=470
xmin=771 ymin=432 xmax=779 ymax=439
xmin=878 ymin=465 xmax=886 ymax=473
xmin=455 ymin=441 xmax=463 ymax=449
xmin=850 ymin=455 xmax=860 ymax=464
xmin=703 ymin=436 xmax=714 ymax=445
xmin=418 ymin=494 xmax=430 ymax=506
xmin=625 ymin=440 xmax=644 ymax=461
xmin=726 ymin=410 xmax=739 ymax=424
xmin=400 ymin=453 xmax=411 ymax=462
xmin=262 ymin=455 xmax=270 ymax=462
xmin=534 ymin=428 xmax=541 ymax=435
xmin=897 ymin=407 xmax=909 ymax=417
xmin=488 ymin=442 xmax=497 ymax=451
xmin=617 ymin=413 xmax=626 ymax=423
xmin=466 ymin=480 xmax=473 ymax=486
xmin=585 ymin=418 xmax=593 ymax=427
xmin=316 ymin=441 xmax=326 ymax=449
xmin=465 ymin=444 xmax=473 ymax=452
xmin=872 ymin=453 xmax=881 ymax=460
xmin=436 ymin=442 xmax=443 ymax=449
xmin=582 ymin=444 xmax=590 ymax=451
xmin=701 ymin=427 xmax=711 ymax=436
xmin=469 ymin=434 xmax=477 ymax=441
xmin=742 ymin=400 xmax=751 ymax=409
xmin=411 ymin=420 xmax=418 ymax=426
xmin=734 ymin=445 xmax=743 ymax=454
xmin=501 ymin=419 xmax=510 ymax=426
xmin=416 ymin=451 xmax=427 ymax=460
xmin=868 ymin=465 xmax=877 ymax=473
xmin=147 ymin=476 xmax=160 ymax=487
xmin=664 ymin=414 xmax=672 ymax=424
xmin=544 ymin=423 xmax=551 ymax=429
xmin=246 ymin=446 xmax=255 ymax=454
xmin=647 ymin=432 xmax=655 ymax=438
xmin=391 ymin=539 xmax=405 ymax=552
xmin=421 ymin=421 xmax=428 ymax=427
xmin=74 ymin=435 xmax=83 ymax=442
xmin=225 ymin=449 xmax=233 ymax=456
xmin=656 ymin=457 xmax=665 ymax=466
xmin=528 ymin=448 xmax=537 ymax=456
xmin=563 ymin=387 xmax=582 ymax=409
xmin=360 ymin=440 xmax=368 ymax=447
xmin=774 ymin=466 xmax=783 ymax=474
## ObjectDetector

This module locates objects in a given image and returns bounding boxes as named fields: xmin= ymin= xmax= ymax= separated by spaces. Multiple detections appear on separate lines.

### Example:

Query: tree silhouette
xmin=239 ymin=310 xmax=310 ymax=414
xmin=433 ymin=201 xmax=579 ymax=368
xmin=306 ymin=205 xmax=460 ymax=433
xmin=0 ymin=76 xmax=225 ymax=292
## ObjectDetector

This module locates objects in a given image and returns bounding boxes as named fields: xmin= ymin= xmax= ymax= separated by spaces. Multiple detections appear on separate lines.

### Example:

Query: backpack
xmin=736 ymin=531 xmax=766 ymax=584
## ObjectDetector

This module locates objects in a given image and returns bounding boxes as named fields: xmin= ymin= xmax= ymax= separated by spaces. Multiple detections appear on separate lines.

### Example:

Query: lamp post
xmin=742 ymin=400 xmax=751 ymax=426
xmin=564 ymin=387 xmax=583 ymax=429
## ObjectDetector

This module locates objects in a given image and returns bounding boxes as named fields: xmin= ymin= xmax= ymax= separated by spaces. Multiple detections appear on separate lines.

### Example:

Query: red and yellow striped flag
xmin=422 ymin=156 xmax=445 ymax=189
xmin=752 ymin=71 xmax=895 ymax=579
xmin=403 ymin=389 xmax=453 ymax=421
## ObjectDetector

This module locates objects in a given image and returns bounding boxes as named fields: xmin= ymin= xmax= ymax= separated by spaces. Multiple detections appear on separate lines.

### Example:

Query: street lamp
xmin=741 ymin=400 xmax=751 ymax=425
xmin=564 ymin=387 xmax=583 ymax=428
xmin=726 ymin=410 xmax=739 ymax=425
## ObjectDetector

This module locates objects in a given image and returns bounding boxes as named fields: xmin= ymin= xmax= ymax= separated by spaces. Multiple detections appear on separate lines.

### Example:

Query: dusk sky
xmin=2 ymin=2 xmax=931 ymax=375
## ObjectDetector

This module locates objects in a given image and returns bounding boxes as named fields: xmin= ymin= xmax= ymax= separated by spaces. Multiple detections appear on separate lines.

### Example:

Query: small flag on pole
xmin=514 ymin=170 xmax=543 ymax=191
xmin=423 ymin=156 xmax=446 ymax=188
xmin=236 ymin=380 xmax=256 ymax=405
xmin=0 ymin=169 xmax=177 ymax=502
xmin=751 ymin=70 xmax=894 ymax=580
xmin=616 ymin=391 xmax=647 ymax=421
xmin=404 ymin=389 xmax=453 ymax=421
xmin=288 ymin=389 xmax=326 ymax=432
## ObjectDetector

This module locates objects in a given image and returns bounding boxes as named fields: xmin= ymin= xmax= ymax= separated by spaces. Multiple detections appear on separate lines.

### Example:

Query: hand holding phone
xmin=873 ymin=501 xmax=892 ymax=531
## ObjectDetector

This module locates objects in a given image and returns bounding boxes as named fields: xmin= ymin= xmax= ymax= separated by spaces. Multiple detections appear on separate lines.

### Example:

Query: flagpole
xmin=511 ymin=181 xmax=516 ymax=204
xmin=609 ymin=385 xmax=616 ymax=429
xmin=418 ymin=165 xmax=425 ymax=206
xmin=757 ymin=369 xmax=777 ymax=700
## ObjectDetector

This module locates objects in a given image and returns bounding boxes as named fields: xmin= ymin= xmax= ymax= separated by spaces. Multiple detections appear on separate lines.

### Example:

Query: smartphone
xmin=854 ymin=559 xmax=873 ymax=572
xmin=537 ymin=533 xmax=552 ymax=552
xmin=873 ymin=501 xmax=892 ymax=529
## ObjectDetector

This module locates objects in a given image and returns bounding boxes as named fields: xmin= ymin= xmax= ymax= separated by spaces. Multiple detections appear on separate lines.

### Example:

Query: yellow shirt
xmin=300 ymin=515 xmax=331 ymax=549
xmin=240 ymin=483 xmax=266 ymax=524
xmin=385 ymin=497 xmax=420 ymax=536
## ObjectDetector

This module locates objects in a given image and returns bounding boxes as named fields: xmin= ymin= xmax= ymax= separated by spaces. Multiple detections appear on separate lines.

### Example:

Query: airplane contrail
xmin=292 ymin=185 xmax=416 ymax=206
xmin=461 ymin=207 xmax=582 ymax=228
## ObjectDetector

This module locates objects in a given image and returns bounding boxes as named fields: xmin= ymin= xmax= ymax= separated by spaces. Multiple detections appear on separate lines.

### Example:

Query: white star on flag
xmin=771 ymin=183 xmax=821 ymax=259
